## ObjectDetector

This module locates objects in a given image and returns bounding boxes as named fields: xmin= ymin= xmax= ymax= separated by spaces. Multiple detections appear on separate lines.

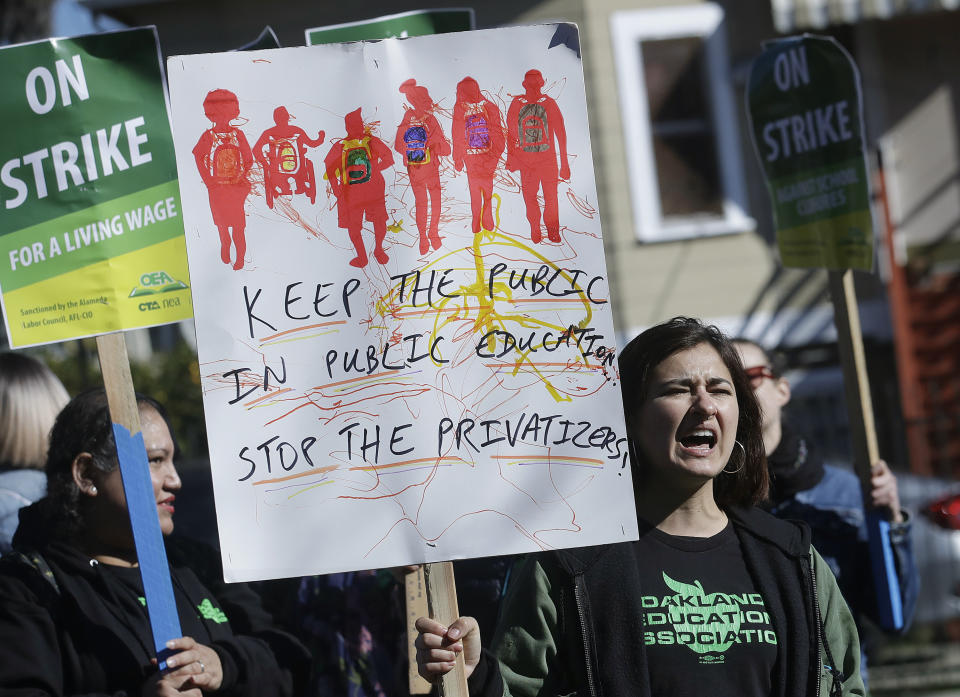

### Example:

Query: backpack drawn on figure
xmin=464 ymin=101 xmax=491 ymax=155
xmin=518 ymin=101 xmax=549 ymax=153
xmin=209 ymin=130 xmax=244 ymax=183
xmin=403 ymin=117 xmax=430 ymax=166
xmin=341 ymin=137 xmax=372 ymax=185
xmin=272 ymin=135 xmax=301 ymax=174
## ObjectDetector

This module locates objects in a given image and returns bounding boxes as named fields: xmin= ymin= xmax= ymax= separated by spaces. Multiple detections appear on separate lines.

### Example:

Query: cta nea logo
xmin=130 ymin=269 xmax=189 ymax=312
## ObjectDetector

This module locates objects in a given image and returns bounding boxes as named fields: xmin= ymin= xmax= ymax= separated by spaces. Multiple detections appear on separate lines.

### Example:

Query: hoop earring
xmin=723 ymin=441 xmax=746 ymax=474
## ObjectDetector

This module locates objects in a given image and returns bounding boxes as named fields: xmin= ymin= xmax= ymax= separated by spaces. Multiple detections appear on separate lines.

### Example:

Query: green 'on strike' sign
xmin=747 ymin=35 xmax=873 ymax=270
xmin=0 ymin=27 xmax=191 ymax=348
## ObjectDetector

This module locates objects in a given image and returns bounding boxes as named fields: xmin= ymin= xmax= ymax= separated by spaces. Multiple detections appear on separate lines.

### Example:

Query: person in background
xmin=417 ymin=318 xmax=865 ymax=697
xmin=0 ymin=389 xmax=309 ymax=696
xmin=0 ymin=352 xmax=69 ymax=555
xmin=733 ymin=339 xmax=919 ymax=682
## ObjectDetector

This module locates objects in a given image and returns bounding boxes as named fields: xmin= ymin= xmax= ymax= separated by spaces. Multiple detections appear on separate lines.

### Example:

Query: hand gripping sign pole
xmin=97 ymin=332 xmax=184 ymax=669
xmin=747 ymin=35 xmax=902 ymax=630
xmin=425 ymin=562 xmax=470 ymax=697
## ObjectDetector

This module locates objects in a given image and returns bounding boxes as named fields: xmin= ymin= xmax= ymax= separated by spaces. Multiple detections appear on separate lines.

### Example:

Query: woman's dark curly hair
xmin=618 ymin=317 xmax=768 ymax=508
xmin=45 ymin=388 xmax=177 ymax=535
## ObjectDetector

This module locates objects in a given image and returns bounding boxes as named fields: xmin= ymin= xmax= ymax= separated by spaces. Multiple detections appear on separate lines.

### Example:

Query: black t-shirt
xmin=635 ymin=521 xmax=778 ymax=697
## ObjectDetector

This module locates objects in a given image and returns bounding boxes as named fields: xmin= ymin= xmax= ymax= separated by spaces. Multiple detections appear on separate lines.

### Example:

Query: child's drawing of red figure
xmin=506 ymin=69 xmax=570 ymax=244
xmin=394 ymin=79 xmax=450 ymax=254
xmin=324 ymin=108 xmax=394 ymax=268
xmin=253 ymin=106 xmax=325 ymax=208
xmin=452 ymin=77 xmax=505 ymax=234
xmin=193 ymin=89 xmax=254 ymax=270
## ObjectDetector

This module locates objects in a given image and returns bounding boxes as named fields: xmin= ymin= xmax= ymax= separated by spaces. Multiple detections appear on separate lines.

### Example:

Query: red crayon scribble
xmin=244 ymin=387 xmax=292 ymax=407
xmin=395 ymin=79 xmax=450 ymax=254
xmin=253 ymin=106 xmax=325 ymax=208
xmin=506 ymin=70 xmax=570 ymax=244
xmin=259 ymin=320 xmax=347 ymax=342
xmin=348 ymin=456 xmax=463 ymax=473
xmin=253 ymin=464 xmax=339 ymax=486
xmin=193 ymin=89 xmax=254 ymax=270
xmin=452 ymin=77 xmax=505 ymax=234
xmin=324 ymin=108 xmax=394 ymax=268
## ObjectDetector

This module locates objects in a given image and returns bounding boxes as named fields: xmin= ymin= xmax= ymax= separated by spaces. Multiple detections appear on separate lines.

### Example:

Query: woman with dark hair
xmin=0 ymin=389 xmax=309 ymax=696
xmin=416 ymin=317 xmax=865 ymax=696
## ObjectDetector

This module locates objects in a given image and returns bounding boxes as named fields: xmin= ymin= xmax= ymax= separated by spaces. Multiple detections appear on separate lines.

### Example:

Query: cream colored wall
xmin=580 ymin=0 xmax=846 ymax=343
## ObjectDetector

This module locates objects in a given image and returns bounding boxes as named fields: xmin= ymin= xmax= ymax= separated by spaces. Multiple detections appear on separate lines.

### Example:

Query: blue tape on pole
xmin=113 ymin=423 xmax=183 ymax=670
xmin=866 ymin=510 xmax=903 ymax=631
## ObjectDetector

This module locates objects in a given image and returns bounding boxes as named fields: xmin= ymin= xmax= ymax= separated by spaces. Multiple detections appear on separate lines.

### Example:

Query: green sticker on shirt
xmin=197 ymin=598 xmax=228 ymax=624
xmin=641 ymin=572 xmax=778 ymax=664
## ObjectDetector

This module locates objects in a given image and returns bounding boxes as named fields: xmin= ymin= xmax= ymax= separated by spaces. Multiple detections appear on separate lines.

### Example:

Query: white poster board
xmin=167 ymin=24 xmax=638 ymax=582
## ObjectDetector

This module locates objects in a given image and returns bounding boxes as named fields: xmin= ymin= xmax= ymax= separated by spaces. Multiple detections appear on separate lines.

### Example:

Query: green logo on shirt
xmin=198 ymin=598 xmax=228 ymax=624
xmin=641 ymin=573 xmax=777 ymax=664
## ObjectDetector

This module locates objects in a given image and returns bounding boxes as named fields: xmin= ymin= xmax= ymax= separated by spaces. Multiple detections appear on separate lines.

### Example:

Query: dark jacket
xmin=0 ymin=501 xmax=309 ymax=697
xmin=771 ymin=464 xmax=919 ymax=640
xmin=482 ymin=507 xmax=863 ymax=697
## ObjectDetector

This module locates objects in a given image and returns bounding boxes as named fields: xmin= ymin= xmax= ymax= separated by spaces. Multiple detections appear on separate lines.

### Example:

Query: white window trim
xmin=610 ymin=3 xmax=755 ymax=243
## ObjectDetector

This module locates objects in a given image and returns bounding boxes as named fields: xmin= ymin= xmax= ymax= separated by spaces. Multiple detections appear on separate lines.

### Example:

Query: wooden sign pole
xmin=828 ymin=270 xmax=880 ymax=477
xmin=828 ymin=269 xmax=903 ymax=630
xmin=96 ymin=331 xmax=185 ymax=666
xmin=424 ymin=561 xmax=469 ymax=697
xmin=97 ymin=333 xmax=144 ymax=432
xmin=406 ymin=566 xmax=432 ymax=695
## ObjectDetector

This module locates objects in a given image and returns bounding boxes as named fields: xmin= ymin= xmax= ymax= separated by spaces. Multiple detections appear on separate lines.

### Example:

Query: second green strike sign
xmin=747 ymin=35 xmax=873 ymax=270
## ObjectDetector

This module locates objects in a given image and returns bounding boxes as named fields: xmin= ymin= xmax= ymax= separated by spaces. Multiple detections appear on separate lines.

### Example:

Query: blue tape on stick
xmin=866 ymin=510 xmax=903 ymax=631
xmin=113 ymin=423 xmax=183 ymax=670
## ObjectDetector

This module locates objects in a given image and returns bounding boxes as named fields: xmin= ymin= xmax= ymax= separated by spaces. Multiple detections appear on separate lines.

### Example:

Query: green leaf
xmin=661 ymin=572 xmax=705 ymax=598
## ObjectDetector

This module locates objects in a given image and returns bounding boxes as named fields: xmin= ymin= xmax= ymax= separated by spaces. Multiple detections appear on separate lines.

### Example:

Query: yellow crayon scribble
xmin=374 ymin=192 xmax=603 ymax=402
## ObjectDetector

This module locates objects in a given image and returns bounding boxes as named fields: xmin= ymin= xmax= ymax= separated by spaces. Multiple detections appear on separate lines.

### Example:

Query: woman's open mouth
xmin=678 ymin=429 xmax=717 ymax=455
xmin=158 ymin=497 xmax=175 ymax=514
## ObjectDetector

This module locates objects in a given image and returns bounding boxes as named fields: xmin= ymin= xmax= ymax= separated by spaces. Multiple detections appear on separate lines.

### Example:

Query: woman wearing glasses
xmin=416 ymin=318 xmax=865 ymax=697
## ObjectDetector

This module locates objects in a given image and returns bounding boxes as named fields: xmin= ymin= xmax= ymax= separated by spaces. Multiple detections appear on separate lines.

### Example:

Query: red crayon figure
xmin=193 ymin=89 xmax=254 ymax=270
xmin=395 ymin=79 xmax=450 ymax=254
xmin=452 ymin=77 xmax=505 ymax=234
xmin=506 ymin=69 xmax=570 ymax=244
xmin=324 ymin=108 xmax=394 ymax=268
xmin=253 ymin=106 xmax=325 ymax=208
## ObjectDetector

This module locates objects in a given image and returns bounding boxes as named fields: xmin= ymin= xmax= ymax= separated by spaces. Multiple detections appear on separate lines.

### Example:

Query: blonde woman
xmin=0 ymin=352 xmax=69 ymax=554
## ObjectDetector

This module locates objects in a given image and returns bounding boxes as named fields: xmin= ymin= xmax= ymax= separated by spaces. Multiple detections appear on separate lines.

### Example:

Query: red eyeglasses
xmin=744 ymin=365 xmax=775 ymax=387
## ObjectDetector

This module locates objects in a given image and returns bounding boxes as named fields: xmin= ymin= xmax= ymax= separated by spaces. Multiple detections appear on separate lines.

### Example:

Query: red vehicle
xmin=924 ymin=491 xmax=960 ymax=531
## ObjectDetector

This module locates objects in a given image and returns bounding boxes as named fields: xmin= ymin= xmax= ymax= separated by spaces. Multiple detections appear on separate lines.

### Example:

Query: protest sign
xmin=305 ymin=8 xmax=474 ymax=45
xmin=747 ymin=35 xmax=873 ymax=270
xmin=167 ymin=23 xmax=637 ymax=581
xmin=0 ymin=27 xmax=192 ymax=348
xmin=748 ymin=36 xmax=902 ymax=630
